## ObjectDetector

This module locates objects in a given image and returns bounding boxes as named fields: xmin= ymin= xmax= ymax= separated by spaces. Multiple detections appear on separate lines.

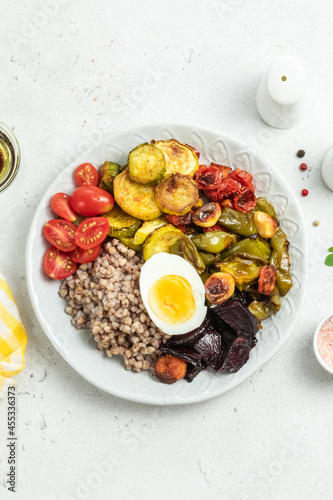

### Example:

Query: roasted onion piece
xmin=204 ymin=272 xmax=235 ymax=304
xmin=192 ymin=202 xmax=222 ymax=228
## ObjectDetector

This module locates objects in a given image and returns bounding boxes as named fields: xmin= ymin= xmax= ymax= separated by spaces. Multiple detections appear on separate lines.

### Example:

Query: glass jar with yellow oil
xmin=0 ymin=122 xmax=20 ymax=193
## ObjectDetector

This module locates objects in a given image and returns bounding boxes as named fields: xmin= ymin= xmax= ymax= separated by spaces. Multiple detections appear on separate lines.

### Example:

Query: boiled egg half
xmin=139 ymin=253 xmax=207 ymax=335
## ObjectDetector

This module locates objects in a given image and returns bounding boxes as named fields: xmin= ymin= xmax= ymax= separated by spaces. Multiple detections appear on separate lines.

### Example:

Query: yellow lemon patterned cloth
xmin=0 ymin=273 xmax=27 ymax=398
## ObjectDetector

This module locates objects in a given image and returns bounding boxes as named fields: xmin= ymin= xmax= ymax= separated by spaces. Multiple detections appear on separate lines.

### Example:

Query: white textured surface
xmin=1 ymin=0 xmax=333 ymax=498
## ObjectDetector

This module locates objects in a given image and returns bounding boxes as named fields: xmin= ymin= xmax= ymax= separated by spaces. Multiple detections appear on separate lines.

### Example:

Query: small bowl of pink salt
xmin=314 ymin=313 xmax=333 ymax=375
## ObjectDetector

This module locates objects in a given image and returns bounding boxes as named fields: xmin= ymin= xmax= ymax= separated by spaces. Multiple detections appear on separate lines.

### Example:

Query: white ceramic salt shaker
xmin=256 ymin=55 xmax=308 ymax=129
xmin=321 ymin=146 xmax=333 ymax=191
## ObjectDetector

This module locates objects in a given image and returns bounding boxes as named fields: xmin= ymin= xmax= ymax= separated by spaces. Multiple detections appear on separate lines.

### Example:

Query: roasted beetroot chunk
xmin=218 ymin=337 xmax=253 ymax=373
xmin=158 ymin=295 xmax=259 ymax=383
xmin=185 ymin=359 xmax=207 ymax=382
xmin=210 ymin=297 xmax=258 ymax=338
xmin=167 ymin=317 xmax=209 ymax=346
xmin=160 ymin=345 xmax=202 ymax=365
xmin=192 ymin=329 xmax=222 ymax=366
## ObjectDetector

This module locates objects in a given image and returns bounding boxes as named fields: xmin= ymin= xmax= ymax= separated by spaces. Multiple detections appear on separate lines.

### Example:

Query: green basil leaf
xmin=328 ymin=247 xmax=333 ymax=252
xmin=325 ymin=254 xmax=333 ymax=266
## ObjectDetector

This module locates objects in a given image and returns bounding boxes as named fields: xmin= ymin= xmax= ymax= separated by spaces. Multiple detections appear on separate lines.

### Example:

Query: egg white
xmin=139 ymin=252 xmax=207 ymax=335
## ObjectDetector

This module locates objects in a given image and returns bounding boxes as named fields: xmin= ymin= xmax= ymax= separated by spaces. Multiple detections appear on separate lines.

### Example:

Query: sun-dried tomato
xmin=229 ymin=168 xmax=255 ymax=192
xmin=233 ymin=188 xmax=257 ymax=212
xmin=195 ymin=165 xmax=223 ymax=191
xmin=154 ymin=355 xmax=187 ymax=384
xmin=258 ymin=265 xmax=277 ymax=296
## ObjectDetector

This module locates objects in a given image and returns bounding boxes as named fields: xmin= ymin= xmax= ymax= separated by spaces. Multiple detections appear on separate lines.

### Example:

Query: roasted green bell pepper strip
xmin=218 ymin=257 xmax=261 ymax=290
xmin=98 ymin=161 xmax=120 ymax=192
xmin=218 ymin=208 xmax=257 ymax=236
xmin=198 ymin=251 xmax=221 ymax=267
xmin=248 ymin=286 xmax=281 ymax=321
xmin=269 ymin=228 xmax=292 ymax=296
xmin=253 ymin=197 xmax=278 ymax=221
xmin=219 ymin=237 xmax=271 ymax=264
xmin=181 ymin=237 xmax=206 ymax=274
xmin=192 ymin=231 xmax=238 ymax=254
xmin=169 ymin=239 xmax=183 ymax=257
xmin=170 ymin=236 xmax=205 ymax=274
xmin=200 ymin=271 xmax=211 ymax=285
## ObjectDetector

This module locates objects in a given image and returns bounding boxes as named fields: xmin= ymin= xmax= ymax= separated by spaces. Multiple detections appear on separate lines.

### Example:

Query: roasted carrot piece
xmin=154 ymin=355 xmax=187 ymax=384
xmin=258 ymin=265 xmax=277 ymax=296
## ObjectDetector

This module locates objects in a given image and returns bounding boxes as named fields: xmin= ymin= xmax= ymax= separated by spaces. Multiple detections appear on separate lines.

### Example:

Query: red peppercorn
xmin=302 ymin=189 xmax=309 ymax=197
xmin=300 ymin=163 xmax=307 ymax=171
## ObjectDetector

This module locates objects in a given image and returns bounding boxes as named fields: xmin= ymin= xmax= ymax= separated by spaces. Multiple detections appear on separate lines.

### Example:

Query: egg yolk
xmin=148 ymin=275 xmax=196 ymax=325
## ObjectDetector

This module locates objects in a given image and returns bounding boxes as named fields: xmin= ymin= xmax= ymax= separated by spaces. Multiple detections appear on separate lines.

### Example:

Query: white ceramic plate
xmin=26 ymin=123 xmax=307 ymax=405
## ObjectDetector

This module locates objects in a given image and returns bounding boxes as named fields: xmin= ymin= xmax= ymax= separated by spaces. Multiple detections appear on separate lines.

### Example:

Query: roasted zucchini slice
xmin=143 ymin=225 xmax=184 ymax=261
xmin=113 ymin=168 xmax=162 ymax=220
xmin=155 ymin=173 xmax=199 ymax=215
xmin=104 ymin=204 xmax=142 ymax=238
xmin=117 ymin=235 xmax=143 ymax=252
xmin=128 ymin=143 xmax=166 ymax=185
xmin=133 ymin=216 xmax=167 ymax=245
xmin=98 ymin=161 xmax=120 ymax=193
xmin=153 ymin=139 xmax=199 ymax=178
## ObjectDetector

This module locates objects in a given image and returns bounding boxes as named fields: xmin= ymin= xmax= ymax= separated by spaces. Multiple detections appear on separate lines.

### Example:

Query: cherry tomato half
xmin=75 ymin=163 xmax=99 ymax=186
xmin=195 ymin=165 xmax=223 ymax=191
xmin=229 ymin=168 xmax=255 ymax=192
xmin=203 ymin=224 xmax=227 ymax=233
xmin=71 ymin=244 xmax=101 ymax=264
xmin=44 ymin=219 xmax=77 ymax=252
xmin=71 ymin=186 xmax=114 ymax=216
xmin=51 ymin=193 xmax=77 ymax=222
xmin=220 ymin=198 xmax=234 ymax=209
xmin=233 ymin=188 xmax=257 ymax=212
xmin=44 ymin=246 xmax=77 ymax=279
xmin=74 ymin=217 xmax=110 ymax=250
xmin=205 ymin=178 xmax=242 ymax=203
xmin=210 ymin=163 xmax=232 ymax=180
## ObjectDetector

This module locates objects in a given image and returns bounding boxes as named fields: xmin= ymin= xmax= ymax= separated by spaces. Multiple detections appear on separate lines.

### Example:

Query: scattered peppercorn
xmin=300 ymin=163 xmax=307 ymax=172
xmin=302 ymin=189 xmax=309 ymax=197
xmin=313 ymin=220 xmax=320 ymax=227
xmin=297 ymin=149 xmax=305 ymax=158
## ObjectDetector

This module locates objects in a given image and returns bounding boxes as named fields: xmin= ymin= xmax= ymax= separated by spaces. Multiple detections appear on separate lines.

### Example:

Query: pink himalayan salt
xmin=317 ymin=316 xmax=333 ymax=370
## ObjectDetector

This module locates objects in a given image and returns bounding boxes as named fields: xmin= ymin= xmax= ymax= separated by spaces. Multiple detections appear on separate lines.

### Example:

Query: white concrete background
xmin=1 ymin=0 xmax=333 ymax=499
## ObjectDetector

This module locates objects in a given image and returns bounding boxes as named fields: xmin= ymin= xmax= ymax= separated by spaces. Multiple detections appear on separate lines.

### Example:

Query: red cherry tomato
xmin=205 ymin=178 xmax=242 ymax=203
xmin=44 ymin=219 xmax=77 ymax=252
xmin=210 ymin=163 xmax=232 ymax=179
xmin=220 ymin=198 xmax=234 ymax=209
xmin=51 ymin=193 xmax=77 ymax=222
xmin=44 ymin=246 xmax=77 ymax=279
xmin=71 ymin=186 xmax=114 ymax=216
xmin=74 ymin=217 xmax=110 ymax=249
xmin=71 ymin=244 xmax=101 ymax=264
xmin=233 ymin=188 xmax=257 ymax=212
xmin=229 ymin=168 xmax=255 ymax=192
xmin=195 ymin=165 xmax=223 ymax=191
xmin=203 ymin=224 xmax=227 ymax=233
xmin=75 ymin=163 xmax=99 ymax=186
